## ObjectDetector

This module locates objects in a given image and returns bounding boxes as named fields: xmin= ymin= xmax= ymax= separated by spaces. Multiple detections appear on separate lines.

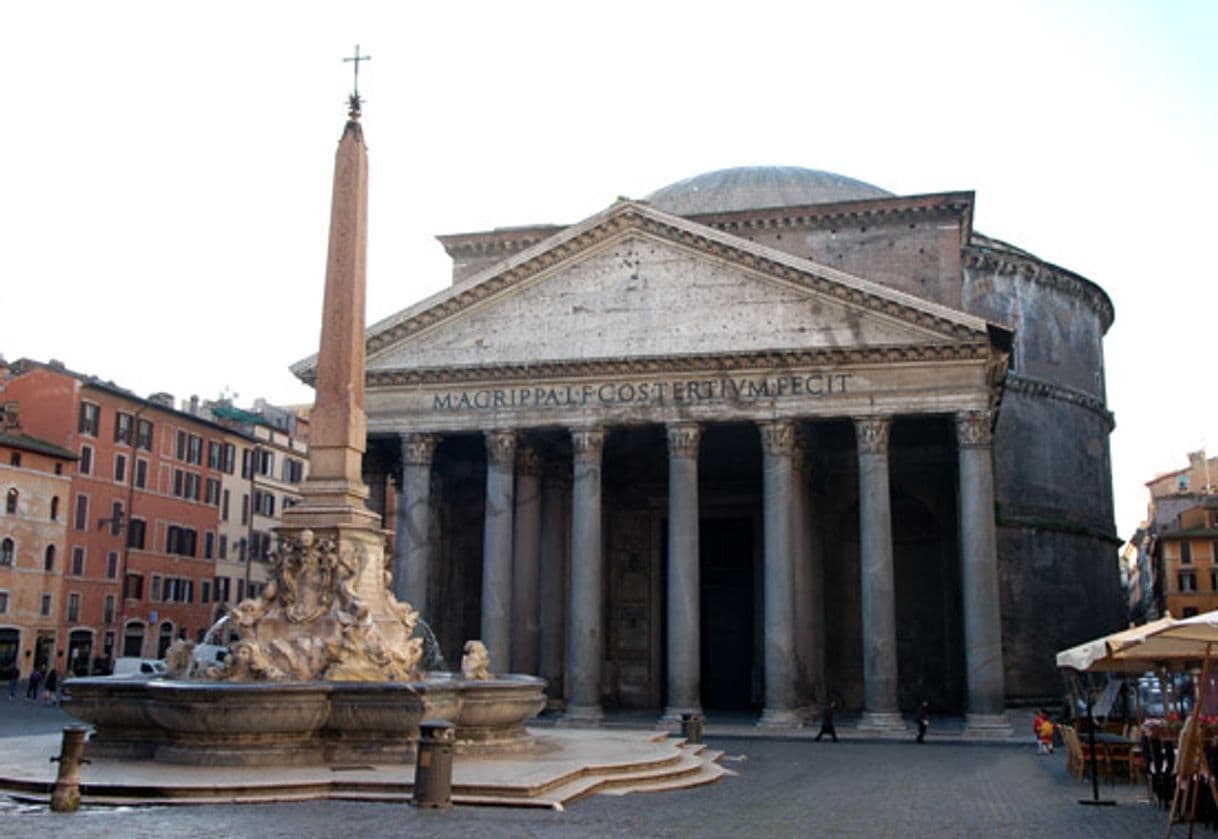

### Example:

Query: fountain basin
xmin=63 ymin=673 xmax=546 ymax=766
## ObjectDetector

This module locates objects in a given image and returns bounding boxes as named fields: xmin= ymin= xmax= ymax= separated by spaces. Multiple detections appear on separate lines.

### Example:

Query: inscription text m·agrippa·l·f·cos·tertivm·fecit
xmin=431 ymin=373 xmax=853 ymax=412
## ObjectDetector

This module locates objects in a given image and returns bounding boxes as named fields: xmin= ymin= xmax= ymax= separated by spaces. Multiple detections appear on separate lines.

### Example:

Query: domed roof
xmin=644 ymin=166 xmax=893 ymax=216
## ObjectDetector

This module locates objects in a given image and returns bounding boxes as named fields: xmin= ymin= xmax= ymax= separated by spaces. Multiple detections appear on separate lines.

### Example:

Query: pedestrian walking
xmin=43 ymin=668 xmax=58 ymax=704
xmin=814 ymin=699 xmax=838 ymax=742
xmin=1033 ymin=708 xmax=1053 ymax=753
xmin=916 ymin=701 xmax=930 ymax=743
xmin=25 ymin=666 xmax=42 ymax=701
xmin=5 ymin=666 xmax=16 ymax=700
xmin=1037 ymin=714 xmax=1055 ymax=755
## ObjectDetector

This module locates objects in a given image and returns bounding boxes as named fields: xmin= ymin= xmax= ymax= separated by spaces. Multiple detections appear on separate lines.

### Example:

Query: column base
xmin=856 ymin=711 xmax=907 ymax=734
xmin=757 ymin=707 xmax=803 ymax=729
xmin=556 ymin=704 xmax=604 ymax=728
xmin=657 ymin=705 xmax=704 ymax=731
xmin=962 ymin=713 xmax=1014 ymax=740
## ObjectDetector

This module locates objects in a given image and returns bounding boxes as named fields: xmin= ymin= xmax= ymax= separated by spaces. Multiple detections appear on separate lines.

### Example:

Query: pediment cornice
xmin=359 ymin=342 xmax=993 ymax=389
xmin=690 ymin=191 xmax=974 ymax=237
xmin=366 ymin=203 xmax=984 ymax=353
xmin=437 ymin=225 xmax=563 ymax=261
xmin=435 ymin=193 xmax=974 ymax=263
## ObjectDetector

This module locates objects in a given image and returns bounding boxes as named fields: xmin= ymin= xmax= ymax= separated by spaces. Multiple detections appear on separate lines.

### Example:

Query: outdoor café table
xmin=1083 ymin=732 xmax=1137 ymax=785
xmin=1090 ymin=732 xmax=1136 ymax=746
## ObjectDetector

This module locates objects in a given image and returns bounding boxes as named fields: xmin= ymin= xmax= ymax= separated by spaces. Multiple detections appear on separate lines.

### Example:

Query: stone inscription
xmin=432 ymin=373 xmax=853 ymax=413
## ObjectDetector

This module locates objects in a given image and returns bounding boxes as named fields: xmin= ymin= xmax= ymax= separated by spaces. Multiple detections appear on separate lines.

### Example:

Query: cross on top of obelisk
xmin=343 ymin=45 xmax=371 ymax=118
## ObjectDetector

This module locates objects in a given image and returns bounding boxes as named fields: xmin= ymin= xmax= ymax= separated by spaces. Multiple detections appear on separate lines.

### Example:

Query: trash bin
xmin=681 ymin=711 xmax=704 ymax=744
xmin=412 ymin=719 xmax=455 ymax=809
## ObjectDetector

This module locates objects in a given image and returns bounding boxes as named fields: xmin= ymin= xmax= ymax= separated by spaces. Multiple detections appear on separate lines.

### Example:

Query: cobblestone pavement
xmin=0 ymin=700 xmax=1172 ymax=837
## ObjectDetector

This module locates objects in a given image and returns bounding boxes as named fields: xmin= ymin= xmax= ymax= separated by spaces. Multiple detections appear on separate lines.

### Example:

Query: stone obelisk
xmin=224 ymin=95 xmax=422 ymax=682
xmin=282 ymin=95 xmax=378 ymax=533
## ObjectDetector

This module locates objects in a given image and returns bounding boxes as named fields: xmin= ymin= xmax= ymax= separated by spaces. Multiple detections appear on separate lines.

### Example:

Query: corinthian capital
xmin=570 ymin=427 xmax=605 ymax=464
xmin=956 ymin=411 xmax=994 ymax=450
xmin=485 ymin=430 xmax=517 ymax=467
xmin=666 ymin=423 xmax=702 ymax=460
xmin=758 ymin=420 xmax=796 ymax=457
xmin=854 ymin=416 xmax=891 ymax=455
xmin=516 ymin=444 xmax=542 ymax=476
xmin=400 ymin=433 xmax=438 ymax=467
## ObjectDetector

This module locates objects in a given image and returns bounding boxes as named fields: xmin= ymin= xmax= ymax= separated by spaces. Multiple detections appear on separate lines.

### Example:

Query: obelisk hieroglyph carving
xmin=223 ymin=92 xmax=423 ymax=682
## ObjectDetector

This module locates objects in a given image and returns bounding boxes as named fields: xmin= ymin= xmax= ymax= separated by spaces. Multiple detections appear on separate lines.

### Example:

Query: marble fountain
xmin=60 ymin=93 xmax=546 ymax=767
xmin=62 ymin=528 xmax=546 ymax=766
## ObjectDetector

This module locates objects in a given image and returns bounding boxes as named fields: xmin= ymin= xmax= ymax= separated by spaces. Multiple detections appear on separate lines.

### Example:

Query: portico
xmin=296 ymin=199 xmax=1014 ymax=733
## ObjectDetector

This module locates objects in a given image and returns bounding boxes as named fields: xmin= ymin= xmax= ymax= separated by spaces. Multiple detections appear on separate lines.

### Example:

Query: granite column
xmin=511 ymin=445 xmax=543 ymax=675
xmin=957 ymin=411 xmax=1012 ymax=736
xmin=393 ymin=433 xmax=437 ymax=615
xmin=538 ymin=463 xmax=569 ymax=707
xmin=481 ymin=430 xmax=516 ymax=672
xmin=758 ymin=420 xmax=800 ymax=727
xmin=791 ymin=428 xmax=815 ymax=715
xmin=855 ymin=416 xmax=904 ymax=732
xmin=663 ymin=422 xmax=702 ymax=723
xmin=563 ymin=427 xmax=605 ymax=725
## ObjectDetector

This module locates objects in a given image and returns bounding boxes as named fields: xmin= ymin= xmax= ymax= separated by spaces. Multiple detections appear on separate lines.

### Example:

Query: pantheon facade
xmin=294 ymin=167 xmax=1121 ymax=730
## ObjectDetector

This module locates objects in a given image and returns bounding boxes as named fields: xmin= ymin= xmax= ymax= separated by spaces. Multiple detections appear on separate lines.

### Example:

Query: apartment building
xmin=1160 ymin=500 xmax=1218 ymax=618
xmin=1127 ymin=450 xmax=1218 ymax=622
xmin=197 ymin=399 xmax=308 ymax=633
xmin=1 ymin=360 xmax=236 ymax=666
xmin=0 ymin=402 xmax=76 ymax=680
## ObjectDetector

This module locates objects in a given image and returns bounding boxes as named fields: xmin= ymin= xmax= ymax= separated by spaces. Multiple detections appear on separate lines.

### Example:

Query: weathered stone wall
xmin=993 ymin=391 xmax=1115 ymax=533
xmin=963 ymin=256 xmax=1109 ymax=397
xmin=741 ymin=215 xmax=964 ymax=309
xmin=963 ymin=248 xmax=1120 ymax=700
xmin=998 ymin=526 xmax=1122 ymax=700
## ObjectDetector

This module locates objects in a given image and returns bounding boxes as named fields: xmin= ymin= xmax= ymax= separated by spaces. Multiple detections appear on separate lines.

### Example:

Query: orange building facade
xmin=0 ymin=406 xmax=76 ymax=683
xmin=1161 ymin=501 xmax=1218 ymax=619
xmin=1 ymin=360 xmax=253 ymax=669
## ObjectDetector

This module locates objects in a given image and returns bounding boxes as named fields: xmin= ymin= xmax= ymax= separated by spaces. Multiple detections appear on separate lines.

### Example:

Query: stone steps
xmin=0 ymin=729 xmax=728 ymax=809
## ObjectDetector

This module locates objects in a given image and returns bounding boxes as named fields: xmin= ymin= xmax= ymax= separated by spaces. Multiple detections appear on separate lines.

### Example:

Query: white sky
xmin=2 ymin=1 xmax=1214 ymax=542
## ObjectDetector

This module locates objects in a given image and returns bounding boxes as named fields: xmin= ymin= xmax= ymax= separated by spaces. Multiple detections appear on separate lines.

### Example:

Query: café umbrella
xmin=1055 ymin=615 xmax=1180 ymax=673
xmin=1056 ymin=612 xmax=1218 ymax=810
xmin=1056 ymin=615 xmax=1182 ymax=807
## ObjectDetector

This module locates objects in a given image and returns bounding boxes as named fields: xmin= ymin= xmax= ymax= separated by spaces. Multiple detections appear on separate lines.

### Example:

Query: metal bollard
xmin=681 ymin=711 xmax=704 ymax=744
xmin=49 ymin=724 xmax=91 ymax=812
xmin=412 ymin=719 xmax=455 ymax=809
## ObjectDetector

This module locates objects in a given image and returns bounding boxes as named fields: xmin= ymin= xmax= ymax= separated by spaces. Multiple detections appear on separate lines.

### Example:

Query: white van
xmin=108 ymin=657 xmax=169 ymax=678
xmin=192 ymin=644 xmax=229 ymax=668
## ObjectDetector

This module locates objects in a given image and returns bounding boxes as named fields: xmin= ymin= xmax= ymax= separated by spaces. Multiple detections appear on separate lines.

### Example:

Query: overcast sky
xmin=2 ymin=1 xmax=1214 ymax=542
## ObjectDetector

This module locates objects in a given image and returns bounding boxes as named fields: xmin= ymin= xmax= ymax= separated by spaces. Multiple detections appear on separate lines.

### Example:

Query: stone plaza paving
xmin=0 ymin=701 xmax=1177 ymax=837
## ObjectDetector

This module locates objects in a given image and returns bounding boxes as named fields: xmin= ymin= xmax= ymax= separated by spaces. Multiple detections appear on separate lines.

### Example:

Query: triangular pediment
xmin=293 ymin=201 xmax=995 ymax=383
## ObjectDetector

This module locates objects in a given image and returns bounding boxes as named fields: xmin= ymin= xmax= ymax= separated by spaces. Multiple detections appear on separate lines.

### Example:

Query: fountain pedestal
xmin=64 ymin=674 xmax=545 ymax=766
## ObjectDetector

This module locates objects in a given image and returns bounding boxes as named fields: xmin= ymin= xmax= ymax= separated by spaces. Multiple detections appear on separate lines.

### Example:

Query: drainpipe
xmin=242 ymin=441 xmax=259 ymax=603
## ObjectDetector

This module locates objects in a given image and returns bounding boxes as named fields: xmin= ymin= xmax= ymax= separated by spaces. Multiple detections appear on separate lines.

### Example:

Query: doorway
xmin=67 ymin=630 xmax=93 ymax=677
xmin=123 ymin=621 xmax=145 ymax=657
xmin=700 ymin=517 xmax=756 ymax=710
xmin=0 ymin=628 xmax=18 ymax=674
xmin=34 ymin=633 xmax=55 ymax=672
